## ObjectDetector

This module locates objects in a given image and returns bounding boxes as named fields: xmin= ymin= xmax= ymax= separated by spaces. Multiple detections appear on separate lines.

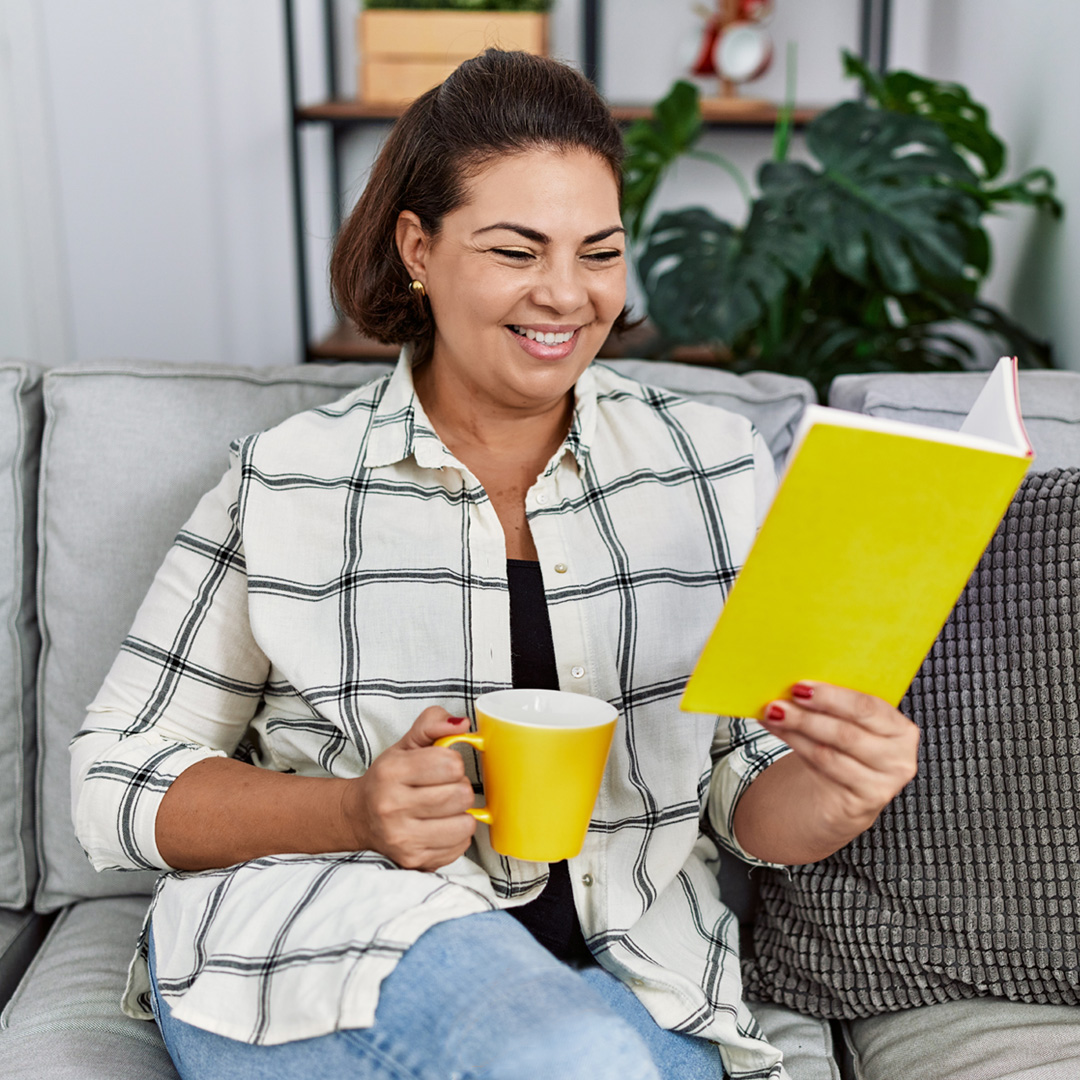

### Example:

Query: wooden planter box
xmin=357 ymin=10 xmax=549 ymax=105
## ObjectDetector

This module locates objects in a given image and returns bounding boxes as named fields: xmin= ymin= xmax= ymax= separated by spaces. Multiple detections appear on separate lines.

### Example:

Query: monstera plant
xmin=623 ymin=53 xmax=1063 ymax=398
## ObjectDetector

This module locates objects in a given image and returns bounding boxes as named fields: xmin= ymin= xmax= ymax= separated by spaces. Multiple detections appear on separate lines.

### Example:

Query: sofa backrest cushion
xmin=0 ymin=363 xmax=43 ymax=909
xmin=743 ymin=469 xmax=1080 ymax=1017
xmin=829 ymin=368 xmax=1080 ymax=470
xmin=36 ymin=358 xmax=814 ymax=911
xmin=36 ymin=362 xmax=393 ymax=910
xmin=606 ymin=361 xmax=815 ymax=466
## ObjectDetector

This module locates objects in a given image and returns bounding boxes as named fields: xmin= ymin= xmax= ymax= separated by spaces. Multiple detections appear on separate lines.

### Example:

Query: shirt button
xmin=554 ymin=562 xmax=568 ymax=574
xmin=571 ymin=665 xmax=585 ymax=679
xmin=630 ymin=977 xmax=645 ymax=988
xmin=536 ymin=492 xmax=549 ymax=505
xmin=581 ymin=873 xmax=594 ymax=887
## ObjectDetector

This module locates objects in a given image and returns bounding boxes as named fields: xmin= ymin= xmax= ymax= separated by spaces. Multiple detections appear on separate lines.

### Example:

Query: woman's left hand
xmin=735 ymin=681 xmax=920 ymax=865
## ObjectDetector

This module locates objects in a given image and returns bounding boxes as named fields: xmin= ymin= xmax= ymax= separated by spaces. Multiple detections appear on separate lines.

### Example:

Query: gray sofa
xmin=0 ymin=356 xmax=1078 ymax=1079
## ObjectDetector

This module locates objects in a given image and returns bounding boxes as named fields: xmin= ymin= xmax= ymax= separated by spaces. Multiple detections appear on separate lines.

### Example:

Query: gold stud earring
xmin=409 ymin=279 xmax=426 ymax=299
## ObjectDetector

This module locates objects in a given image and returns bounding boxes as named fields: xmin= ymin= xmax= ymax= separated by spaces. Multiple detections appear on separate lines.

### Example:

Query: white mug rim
xmin=476 ymin=688 xmax=617 ymax=730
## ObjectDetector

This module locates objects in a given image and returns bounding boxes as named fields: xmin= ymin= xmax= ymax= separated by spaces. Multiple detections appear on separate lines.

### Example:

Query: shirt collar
xmin=360 ymin=346 xmax=598 ymax=475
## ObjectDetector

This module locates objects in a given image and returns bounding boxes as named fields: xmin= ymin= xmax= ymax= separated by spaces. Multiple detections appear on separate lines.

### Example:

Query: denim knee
xmin=477 ymin=1009 xmax=661 ymax=1080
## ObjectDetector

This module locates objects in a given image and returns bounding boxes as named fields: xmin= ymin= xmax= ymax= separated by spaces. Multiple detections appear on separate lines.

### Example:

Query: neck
xmin=412 ymin=357 xmax=575 ymax=463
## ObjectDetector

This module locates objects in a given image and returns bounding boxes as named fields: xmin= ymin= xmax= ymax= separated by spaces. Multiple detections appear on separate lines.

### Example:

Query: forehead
xmin=451 ymin=147 xmax=622 ymax=234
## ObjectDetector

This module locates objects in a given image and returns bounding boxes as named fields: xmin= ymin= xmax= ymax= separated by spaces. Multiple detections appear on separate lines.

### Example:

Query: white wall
xmin=892 ymin=0 xmax=1080 ymax=371
xmin=0 ymin=6 xmax=34 ymax=362
xmin=0 ymin=0 xmax=297 ymax=368
xmin=0 ymin=0 xmax=73 ymax=366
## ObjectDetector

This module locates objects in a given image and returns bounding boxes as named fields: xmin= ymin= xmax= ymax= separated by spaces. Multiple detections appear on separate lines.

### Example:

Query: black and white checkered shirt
xmin=72 ymin=355 xmax=791 ymax=1079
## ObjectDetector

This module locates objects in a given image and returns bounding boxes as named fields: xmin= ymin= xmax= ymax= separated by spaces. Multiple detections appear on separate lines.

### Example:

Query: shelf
xmin=307 ymin=323 xmax=399 ymax=362
xmin=296 ymin=99 xmax=821 ymax=129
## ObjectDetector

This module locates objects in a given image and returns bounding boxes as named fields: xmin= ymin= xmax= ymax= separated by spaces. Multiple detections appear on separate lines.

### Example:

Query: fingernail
xmin=449 ymin=716 xmax=468 ymax=725
xmin=765 ymin=704 xmax=785 ymax=722
xmin=792 ymin=683 xmax=814 ymax=701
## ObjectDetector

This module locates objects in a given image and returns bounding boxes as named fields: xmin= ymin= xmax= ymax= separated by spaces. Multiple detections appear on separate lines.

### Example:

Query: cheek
xmin=432 ymin=268 xmax=514 ymax=333
xmin=594 ymin=269 xmax=627 ymax=320
xmin=468 ymin=261 xmax=524 ymax=310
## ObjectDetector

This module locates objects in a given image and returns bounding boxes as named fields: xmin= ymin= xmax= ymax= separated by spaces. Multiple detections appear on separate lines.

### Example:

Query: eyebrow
xmin=473 ymin=223 xmax=626 ymax=245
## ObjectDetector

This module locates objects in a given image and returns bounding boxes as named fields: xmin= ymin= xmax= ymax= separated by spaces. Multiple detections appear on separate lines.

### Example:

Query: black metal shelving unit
xmin=283 ymin=0 xmax=890 ymax=363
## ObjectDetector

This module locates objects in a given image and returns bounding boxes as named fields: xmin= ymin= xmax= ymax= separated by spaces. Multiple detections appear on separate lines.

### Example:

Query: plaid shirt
xmin=71 ymin=354 xmax=791 ymax=1079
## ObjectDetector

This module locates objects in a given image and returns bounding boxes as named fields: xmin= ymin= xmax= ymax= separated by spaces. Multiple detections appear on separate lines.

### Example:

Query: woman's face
xmin=398 ymin=147 xmax=627 ymax=414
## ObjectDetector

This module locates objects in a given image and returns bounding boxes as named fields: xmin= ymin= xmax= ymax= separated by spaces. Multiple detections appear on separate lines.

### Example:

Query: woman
xmin=71 ymin=50 xmax=918 ymax=1080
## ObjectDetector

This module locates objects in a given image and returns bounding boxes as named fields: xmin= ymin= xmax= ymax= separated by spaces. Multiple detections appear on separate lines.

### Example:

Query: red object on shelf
xmin=738 ymin=0 xmax=773 ymax=20
xmin=691 ymin=16 xmax=722 ymax=77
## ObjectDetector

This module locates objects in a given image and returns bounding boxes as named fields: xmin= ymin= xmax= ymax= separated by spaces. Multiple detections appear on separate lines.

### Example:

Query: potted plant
xmin=622 ymin=53 xmax=1063 ymax=399
xmin=358 ymin=0 xmax=552 ymax=105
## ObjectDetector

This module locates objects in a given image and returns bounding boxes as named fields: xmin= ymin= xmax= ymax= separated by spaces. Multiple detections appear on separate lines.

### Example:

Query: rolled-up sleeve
xmin=707 ymin=717 xmax=791 ymax=868
xmin=71 ymin=452 xmax=269 ymax=872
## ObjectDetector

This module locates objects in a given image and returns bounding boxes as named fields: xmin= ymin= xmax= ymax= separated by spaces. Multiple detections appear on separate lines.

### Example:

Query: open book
xmin=681 ymin=357 xmax=1034 ymax=718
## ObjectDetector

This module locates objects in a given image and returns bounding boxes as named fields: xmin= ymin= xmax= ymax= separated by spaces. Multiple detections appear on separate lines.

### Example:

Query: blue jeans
xmin=149 ymin=910 xmax=726 ymax=1080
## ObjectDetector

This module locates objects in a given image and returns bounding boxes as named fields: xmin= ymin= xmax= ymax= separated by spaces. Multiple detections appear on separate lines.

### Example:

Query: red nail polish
xmin=765 ymin=704 xmax=785 ymax=721
xmin=792 ymin=683 xmax=814 ymax=701
xmin=448 ymin=716 xmax=468 ymax=725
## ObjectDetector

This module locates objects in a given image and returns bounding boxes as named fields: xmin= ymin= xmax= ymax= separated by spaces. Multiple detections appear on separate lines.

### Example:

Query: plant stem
xmin=685 ymin=149 xmax=753 ymax=206
xmin=773 ymin=42 xmax=797 ymax=163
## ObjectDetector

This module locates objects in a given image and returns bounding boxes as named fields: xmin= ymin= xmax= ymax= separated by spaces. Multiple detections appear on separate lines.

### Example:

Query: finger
xmin=404 ymin=779 xmax=477 ymax=820
xmin=385 ymin=745 xmax=468 ymax=787
xmin=786 ymin=681 xmax=908 ymax=737
xmin=763 ymin=701 xmax=919 ymax=783
xmin=399 ymin=706 xmax=470 ymax=750
xmin=398 ymin=814 xmax=477 ymax=871
xmin=761 ymin=715 xmax=885 ymax=798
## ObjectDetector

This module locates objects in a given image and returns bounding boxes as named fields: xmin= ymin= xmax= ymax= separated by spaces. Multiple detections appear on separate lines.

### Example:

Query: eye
xmin=583 ymin=249 xmax=623 ymax=263
xmin=491 ymin=248 xmax=535 ymax=261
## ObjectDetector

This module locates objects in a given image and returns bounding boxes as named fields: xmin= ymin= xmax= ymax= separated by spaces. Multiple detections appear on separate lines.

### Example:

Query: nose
xmin=530 ymin=256 xmax=590 ymax=315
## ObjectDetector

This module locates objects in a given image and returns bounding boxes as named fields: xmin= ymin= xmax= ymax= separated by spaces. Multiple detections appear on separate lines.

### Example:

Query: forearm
xmin=732 ymin=753 xmax=875 ymax=866
xmin=155 ymin=758 xmax=360 ymax=871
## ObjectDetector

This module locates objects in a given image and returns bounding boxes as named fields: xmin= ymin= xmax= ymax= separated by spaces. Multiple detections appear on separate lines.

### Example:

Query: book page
xmin=959 ymin=356 xmax=1033 ymax=455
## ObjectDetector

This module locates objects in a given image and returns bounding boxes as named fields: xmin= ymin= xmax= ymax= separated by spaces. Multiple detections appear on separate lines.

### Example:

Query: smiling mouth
xmin=508 ymin=325 xmax=578 ymax=345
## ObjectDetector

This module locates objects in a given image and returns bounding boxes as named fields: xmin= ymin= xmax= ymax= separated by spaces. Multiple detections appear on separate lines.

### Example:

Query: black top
xmin=504 ymin=559 xmax=595 ymax=968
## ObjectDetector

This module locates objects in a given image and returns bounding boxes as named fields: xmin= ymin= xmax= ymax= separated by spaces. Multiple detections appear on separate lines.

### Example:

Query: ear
xmin=395 ymin=211 xmax=430 ymax=284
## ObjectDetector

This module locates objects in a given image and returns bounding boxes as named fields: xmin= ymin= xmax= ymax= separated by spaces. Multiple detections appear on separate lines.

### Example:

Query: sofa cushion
xmin=743 ymin=469 xmax=1080 ymax=1017
xmin=0 ymin=908 xmax=52 ymax=1010
xmin=36 ymin=361 xmax=393 ymax=910
xmin=844 ymin=997 xmax=1080 ymax=1080
xmin=0 ymin=362 xmax=43 ymax=910
xmin=607 ymin=360 xmax=815 ymax=465
xmin=752 ymin=1002 xmax=840 ymax=1080
xmin=0 ymin=895 xmax=177 ymax=1079
xmin=829 ymin=368 xmax=1080 ymax=470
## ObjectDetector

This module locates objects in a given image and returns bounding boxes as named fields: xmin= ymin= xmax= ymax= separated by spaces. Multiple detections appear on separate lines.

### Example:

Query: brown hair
xmin=330 ymin=49 xmax=628 ymax=354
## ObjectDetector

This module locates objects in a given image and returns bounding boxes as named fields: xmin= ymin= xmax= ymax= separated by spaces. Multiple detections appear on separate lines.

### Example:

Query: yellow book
xmin=681 ymin=357 xmax=1034 ymax=719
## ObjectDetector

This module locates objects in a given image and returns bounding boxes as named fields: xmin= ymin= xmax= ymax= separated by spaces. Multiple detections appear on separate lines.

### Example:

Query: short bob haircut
xmin=330 ymin=49 xmax=629 ymax=358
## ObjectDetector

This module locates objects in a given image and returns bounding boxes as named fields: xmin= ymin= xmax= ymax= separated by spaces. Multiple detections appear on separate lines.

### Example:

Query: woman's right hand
xmin=342 ymin=707 xmax=478 ymax=871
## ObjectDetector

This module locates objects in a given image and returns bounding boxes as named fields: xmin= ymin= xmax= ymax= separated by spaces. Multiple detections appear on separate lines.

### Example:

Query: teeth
xmin=511 ymin=326 xmax=575 ymax=345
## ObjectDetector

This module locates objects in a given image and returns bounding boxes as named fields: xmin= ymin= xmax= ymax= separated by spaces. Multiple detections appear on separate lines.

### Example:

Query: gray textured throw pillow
xmin=743 ymin=468 xmax=1080 ymax=1018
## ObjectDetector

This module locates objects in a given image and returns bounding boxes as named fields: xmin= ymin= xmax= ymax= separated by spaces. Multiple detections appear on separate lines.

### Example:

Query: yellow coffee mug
xmin=436 ymin=689 xmax=617 ymax=862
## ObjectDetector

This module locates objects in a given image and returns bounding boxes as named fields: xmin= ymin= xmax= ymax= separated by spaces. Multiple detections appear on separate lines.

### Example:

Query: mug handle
xmin=434 ymin=732 xmax=494 ymax=826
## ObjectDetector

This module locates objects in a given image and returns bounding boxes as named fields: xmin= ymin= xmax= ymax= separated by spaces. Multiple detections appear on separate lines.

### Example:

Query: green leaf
xmin=766 ymin=102 xmax=983 ymax=294
xmin=637 ymin=203 xmax=820 ymax=347
xmin=979 ymin=167 xmax=1064 ymax=218
xmin=621 ymin=81 xmax=704 ymax=243
xmin=843 ymin=50 xmax=1004 ymax=180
